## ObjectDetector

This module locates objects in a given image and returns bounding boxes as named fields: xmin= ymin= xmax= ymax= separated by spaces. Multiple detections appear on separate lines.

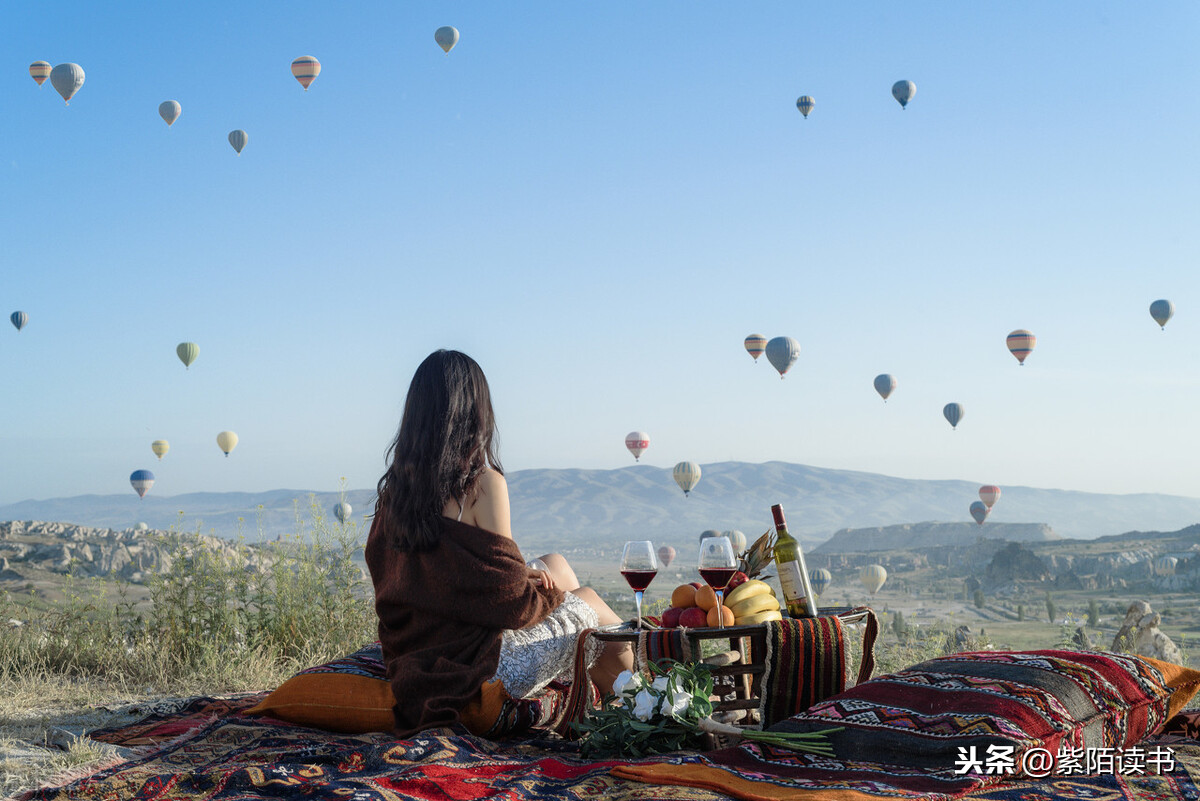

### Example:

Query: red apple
xmin=688 ymin=581 xmax=704 ymax=591
xmin=726 ymin=571 xmax=749 ymax=591
xmin=679 ymin=607 xmax=709 ymax=628
xmin=662 ymin=606 xmax=684 ymax=628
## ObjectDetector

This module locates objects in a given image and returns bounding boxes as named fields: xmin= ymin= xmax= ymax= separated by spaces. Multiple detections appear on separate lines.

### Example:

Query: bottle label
xmin=777 ymin=560 xmax=810 ymax=616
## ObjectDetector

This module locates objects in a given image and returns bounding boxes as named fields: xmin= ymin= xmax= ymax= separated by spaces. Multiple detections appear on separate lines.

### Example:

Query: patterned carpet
xmin=16 ymin=694 xmax=1200 ymax=801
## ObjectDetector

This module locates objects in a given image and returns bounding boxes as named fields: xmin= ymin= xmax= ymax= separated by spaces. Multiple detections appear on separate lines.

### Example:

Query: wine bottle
xmin=771 ymin=503 xmax=819 ymax=618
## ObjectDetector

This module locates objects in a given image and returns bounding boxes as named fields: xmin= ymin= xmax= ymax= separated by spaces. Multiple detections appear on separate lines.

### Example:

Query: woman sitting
xmin=365 ymin=349 xmax=633 ymax=737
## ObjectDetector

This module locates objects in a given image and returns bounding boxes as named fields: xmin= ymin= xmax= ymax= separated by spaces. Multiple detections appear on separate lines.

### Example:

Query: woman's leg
xmin=538 ymin=552 xmax=581 ymax=592
xmin=570 ymin=586 xmax=634 ymax=695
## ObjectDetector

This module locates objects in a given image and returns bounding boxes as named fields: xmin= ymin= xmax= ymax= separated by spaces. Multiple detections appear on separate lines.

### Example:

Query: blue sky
xmin=4 ymin=1 xmax=1200 ymax=506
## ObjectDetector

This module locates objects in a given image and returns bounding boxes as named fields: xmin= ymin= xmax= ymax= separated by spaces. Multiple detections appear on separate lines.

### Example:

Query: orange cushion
xmin=245 ymin=672 xmax=395 ymax=733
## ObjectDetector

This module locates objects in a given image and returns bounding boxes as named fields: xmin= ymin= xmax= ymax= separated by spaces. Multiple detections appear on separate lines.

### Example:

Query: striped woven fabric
xmin=638 ymin=628 xmax=696 ymax=667
xmin=760 ymin=615 xmax=849 ymax=726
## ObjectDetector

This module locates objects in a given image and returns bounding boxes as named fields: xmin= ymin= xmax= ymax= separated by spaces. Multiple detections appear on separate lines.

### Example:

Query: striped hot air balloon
xmin=134 ymin=522 xmax=149 ymax=531
xmin=50 ymin=63 xmax=85 ymax=104
xmin=625 ymin=431 xmax=650 ymax=461
xmin=874 ymin=373 xmax=896 ymax=401
xmin=859 ymin=564 xmax=887 ymax=595
xmin=228 ymin=130 xmax=248 ymax=155
xmin=892 ymin=80 xmax=915 ymax=109
xmin=722 ymin=530 xmax=747 ymax=553
xmin=979 ymin=485 xmax=1001 ymax=508
xmin=796 ymin=95 xmax=815 ymax=118
xmin=11 ymin=311 xmax=28 ymax=331
xmin=291 ymin=56 xmax=321 ymax=90
xmin=130 ymin=469 xmax=155 ymax=498
xmin=1006 ymin=329 xmax=1036 ymax=365
xmin=176 ymin=342 xmax=199 ymax=368
xmin=970 ymin=501 xmax=989 ymax=525
xmin=151 ymin=440 xmax=169 ymax=461
xmin=158 ymin=100 xmax=181 ymax=126
xmin=29 ymin=61 xmax=51 ymax=86
xmin=765 ymin=336 xmax=801 ymax=378
xmin=943 ymin=402 xmax=964 ymax=430
xmin=1150 ymin=299 xmax=1174 ymax=330
xmin=673 ymin=461 xmax=701 ymax=496
xmin=809 ymin=567 xmax=832 ymax=597
xmin=744 ymin=334 xmax=767 ymax=362
xmin=435 ymin=26 xmax=460 ymax=53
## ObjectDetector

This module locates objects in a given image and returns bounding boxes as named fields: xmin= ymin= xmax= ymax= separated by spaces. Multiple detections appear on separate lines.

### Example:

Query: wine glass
xmin=698 ymin=537 xmax=738 ymax=629
xmin=620 ymin=541 xmax=659 ymax=629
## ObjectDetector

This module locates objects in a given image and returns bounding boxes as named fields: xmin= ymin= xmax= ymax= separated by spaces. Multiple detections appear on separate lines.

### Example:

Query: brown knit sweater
xmin=365 ymin=514 xmax=564 ymax=737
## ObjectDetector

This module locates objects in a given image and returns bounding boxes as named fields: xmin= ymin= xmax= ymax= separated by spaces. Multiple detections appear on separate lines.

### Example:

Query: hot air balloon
xmin=334 ymin=502 xmax=352 ymax=523
xmin=699 ymin=529 xmax=722 ymax=542
xmin=744 ymin=334 xmax=767 ymax=362
xmin=874 ymin=373 xmax=896 ymax=401
xmin=809 ymin=567 xmax=832 ymax=597
xmin=1155 ymin=555 xmax=1179 ymax=576
xmin=29 ymin=61 xmax=51 ymax=86
xmin=657 ymin=545 xmax=676 ymax=568
xmin=979 ymin=485 xmax=1001 ymax=508
xmin=625 ymin=431 xmax=650 ymax=461
xmin=228 ymin=129 xmax=248 ymax=155
xmin=722 ymin=530 xmax=748 ymax=553
xmin=435 ymin=26 xmax=460 ymax=53
xmin=176 ymin=342 xmax=198 ymax=369
xmin=969 ymin=501 xmax=989 ymax=525
xmin=1006 ymin=329 xmax=1036 ymax=365
xmin=158 ymin=100 xmax=181 ymax=126
xmin=134 ymin=522 xmax=149 ymax=531
xmin=130 ymin=469 xmax=155 ymax=499
xmin=859 ymin=564 xmax=887 ymax=596
xmin=151 ymin=440 xmax=169 ymax=461
xmin=11 ymin=311 xmax=28 ymax=331
xmin=291 ymin=56 xmax=320 ymax=90
xmin=217 ymin=431 xmax=239 ymax=457
xmin=674 ymin=461 xmax=701 ymax=496
xmin=1150 ymin=299 xmax=1174 ymax=330
xmin=892 ymin=80 xmax=915 ymax=109
xmin=765 ymin=336 xmax=801 ymax=378
xmin=943 ymin=402 xmax=964 ymax=430
xmin=50 ymin=63 xmax=85 ymax=104
xmin=796 ymin=95 xmax=814 ymax=118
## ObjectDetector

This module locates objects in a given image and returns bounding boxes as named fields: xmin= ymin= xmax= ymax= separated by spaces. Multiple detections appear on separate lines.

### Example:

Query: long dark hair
xmin=374 ymin=350 xmax=503 ymax=550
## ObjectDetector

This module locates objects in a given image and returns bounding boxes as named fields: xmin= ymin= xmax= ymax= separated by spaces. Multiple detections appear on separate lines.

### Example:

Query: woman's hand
xmin=528 ymin=567 xmax=555 ymax=590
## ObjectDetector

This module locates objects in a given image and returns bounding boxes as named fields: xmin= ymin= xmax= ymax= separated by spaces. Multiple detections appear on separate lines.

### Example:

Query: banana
xmin=723 ymin=579 xmax=774 ymax=608
xmin=729 ymin=592 xmax=780 ymax=618
xmin=737 ymin=609 xmax=784 ymax=625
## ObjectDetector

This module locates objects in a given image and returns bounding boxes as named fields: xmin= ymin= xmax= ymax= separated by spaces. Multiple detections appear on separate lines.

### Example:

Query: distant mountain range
xmin=2 ymin=462 xmax=1200 ymax=552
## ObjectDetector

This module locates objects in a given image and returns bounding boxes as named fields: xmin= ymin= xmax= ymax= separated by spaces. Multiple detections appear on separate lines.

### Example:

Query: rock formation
xmin=1110 ymin=601 xmax=1183 ymax=664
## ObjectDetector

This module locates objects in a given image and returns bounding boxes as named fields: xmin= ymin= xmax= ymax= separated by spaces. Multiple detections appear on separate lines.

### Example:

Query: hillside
xmin=815 ymin=521 xmax=1060 ymax=553
xmin=2 ymin=462 xmax=1200 ymax=551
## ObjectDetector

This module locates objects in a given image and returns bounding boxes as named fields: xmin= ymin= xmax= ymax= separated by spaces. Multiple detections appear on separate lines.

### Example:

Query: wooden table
xmin=591 ymin=608 xmax=871 ymax=716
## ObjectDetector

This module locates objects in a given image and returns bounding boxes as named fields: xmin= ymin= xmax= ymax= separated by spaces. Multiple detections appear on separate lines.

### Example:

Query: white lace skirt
xmin=493 ymin=592 xmax=602 ymax=699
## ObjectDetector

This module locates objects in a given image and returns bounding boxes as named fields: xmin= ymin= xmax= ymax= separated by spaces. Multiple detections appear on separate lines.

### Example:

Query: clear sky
xmin=4 ymin=1 xmax=1200 ymax=505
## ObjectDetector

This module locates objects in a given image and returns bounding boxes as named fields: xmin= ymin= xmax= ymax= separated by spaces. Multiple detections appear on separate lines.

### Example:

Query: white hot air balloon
xmin=217 ymin=430 xmax=239 ymax=456
xmin=228 ymin=129 xmax=248 ymax=155
xmin=435 ymin=26 xmax=460 ymax=53
xmin=159 ymin=100 xmax=181 ymax=126
xmin=859 ymin=564 xmax=888 ymax=596
xmin=50 ymin=63 xmax=85 ymax=104
xmin=722 ymin=530 xmax=747 ymax=553
xmin=625 ymin=431 xmax=650 ymax=461
xmin=334 ymin=502 xmax=352 ymax=523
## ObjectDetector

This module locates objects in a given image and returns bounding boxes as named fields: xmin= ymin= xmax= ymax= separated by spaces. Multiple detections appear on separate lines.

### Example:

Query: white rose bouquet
xmin=573 ymin=659 xmax=840 ymax=759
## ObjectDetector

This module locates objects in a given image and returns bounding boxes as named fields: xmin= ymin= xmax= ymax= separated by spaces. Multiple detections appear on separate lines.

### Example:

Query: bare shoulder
xmin=470 ymin=468 xmax=512 ymax=538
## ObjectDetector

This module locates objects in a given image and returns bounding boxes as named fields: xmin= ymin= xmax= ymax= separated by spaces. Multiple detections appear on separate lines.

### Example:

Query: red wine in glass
xmin=621 ymin=569 xmax=658 ymax=592
xmin=699 ymin=567 xmax=737 ymax=590
xmin=620 ymin=541 xmax=659 ymax=629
